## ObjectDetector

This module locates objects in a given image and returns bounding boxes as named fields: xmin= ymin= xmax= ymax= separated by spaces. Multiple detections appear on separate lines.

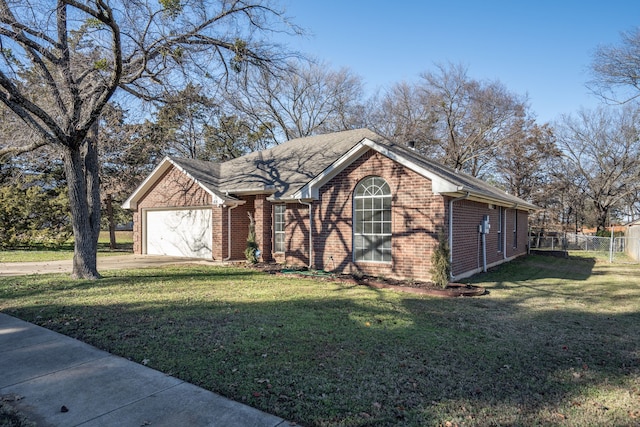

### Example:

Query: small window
xmin=353 ymin=176 xmax=392 ymax=262
xmin=274 ymin=205 xmax=286 ymax=253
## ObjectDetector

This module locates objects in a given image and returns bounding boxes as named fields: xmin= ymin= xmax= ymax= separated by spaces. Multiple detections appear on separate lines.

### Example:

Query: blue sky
xmin=281 ymin=1 xmax=640 ymax=123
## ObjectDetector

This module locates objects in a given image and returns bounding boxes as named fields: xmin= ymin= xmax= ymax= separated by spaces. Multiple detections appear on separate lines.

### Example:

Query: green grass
xmin=0 ymin=400 xmax=34 ymax=427
xmin=0 ymin=231 xmax=133 ymax=262
xmin=1 ymin=253 xmax=639 ymax=426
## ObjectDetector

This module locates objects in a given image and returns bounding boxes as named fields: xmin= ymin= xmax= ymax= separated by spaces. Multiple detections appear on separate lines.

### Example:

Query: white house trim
xmin=361 ymin=139 xmax=463 ymax=194
xmin=292 ymin=137 xmax=539 ymax=211
xmin=293 ymin=138 xmax=502 ymax=203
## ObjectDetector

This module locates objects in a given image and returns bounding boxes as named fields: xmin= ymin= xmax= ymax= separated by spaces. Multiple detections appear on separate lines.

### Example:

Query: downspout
xmin=512 ymin=203 xmax=519 ymax=257
xmin=298 ymin=200 xmax=313 ymax=269
xmin=449 ymin=192 xmax=470 ymax=281
xmin=503 ymin=207 xmax=508 ymax=260
xmin=481 ymin=219 xmax=487 ymax=273
xmin=224 ymin=204 xmax=238 ymax=261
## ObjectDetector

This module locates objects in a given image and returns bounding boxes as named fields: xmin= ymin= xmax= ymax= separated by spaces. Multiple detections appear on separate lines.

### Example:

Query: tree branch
xmin=0 ymin=71 xmax=67 ymax=143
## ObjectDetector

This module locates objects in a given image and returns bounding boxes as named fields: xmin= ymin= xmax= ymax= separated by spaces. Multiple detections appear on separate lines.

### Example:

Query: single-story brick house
xmin=123 ymin=128 xmax=537 ymax=281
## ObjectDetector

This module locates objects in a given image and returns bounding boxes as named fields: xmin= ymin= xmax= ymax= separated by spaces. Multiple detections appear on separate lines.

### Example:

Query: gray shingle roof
xmin=166 ymin=128 xmax=537 ymax=210
xmin=168 ymin=157 xmax=233 ymax=202
xmin=218 ymin=128 xmax=384 ymax=198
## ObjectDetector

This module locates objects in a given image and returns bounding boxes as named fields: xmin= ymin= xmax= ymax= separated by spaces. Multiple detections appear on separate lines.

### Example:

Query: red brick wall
xmin=215 ymin=195 xmax=273 ymax=262
xmin=132 ymin=210 xmax=142 ymax=254
xmin=284 ymin=150 xmax=446 ymax=281
xmin=228 ymin=197 xmax=254 ymax=260
xmin=212 ymin=205 xmax=224 ymax=260
xmin=137 ymin=166 xmax=212 ymax=208
xmin=214 ymin=199 xmax=263 ymax=261
xmin=285 ymin=203 xmax=310 ymax=266
xmin=506 ymin=209 xmax=530 ymax=259
xmin=281 ymin=150 xmax=530 ymax=281
xmin=450 ymin=200 xmax=486 ymax=277
xmin=254 ymin=195 xmax=273 ymax=262
xmin=449 ymin=200 xmax=530 ymax=278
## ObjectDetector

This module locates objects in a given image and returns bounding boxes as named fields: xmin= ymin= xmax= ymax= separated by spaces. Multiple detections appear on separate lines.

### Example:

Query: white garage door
xmin=145 ymin=208 xmax=213 ymax=259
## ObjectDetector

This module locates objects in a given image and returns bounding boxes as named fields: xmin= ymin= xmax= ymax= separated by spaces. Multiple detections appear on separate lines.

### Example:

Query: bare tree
xmin=555 ymin=105 xmax=640 ymax=232
xmin=227 ymin=59 xmax=366 ymax=143
xmin=203 ymin=114 xmax=271 ymax=160
xmin=494 ymin=116 xmax=558 ymax=198
xmin=154 ymin=83 xmax=218 ymax=160
xmin=367 ymin=81 xmax=437 ymax=151
xmin=369 ymin=63 xmax=531 ymax=178
xmin=420 ymin=63 xmax=529 ymax=177
xmin=0 ymin=0 xmax=298 ymax=278
xmin=589 ymin=27 xmax=640 ymax=104
xmin=621 ymin=189 xmax=640 ymax=221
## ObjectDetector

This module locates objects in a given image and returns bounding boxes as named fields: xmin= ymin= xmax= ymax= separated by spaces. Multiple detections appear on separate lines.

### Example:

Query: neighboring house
xmin=123 ymin=129 xmax=538 ymax=281
xmin=581 ymin=225 xmax=627 ymax=235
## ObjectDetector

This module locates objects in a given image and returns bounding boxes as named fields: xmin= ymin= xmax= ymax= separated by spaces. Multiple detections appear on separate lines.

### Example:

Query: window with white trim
xmin=274 ymin=205 xmax=286 ymax=253
xmin=353 ymin=176 xmax=392 ymax=262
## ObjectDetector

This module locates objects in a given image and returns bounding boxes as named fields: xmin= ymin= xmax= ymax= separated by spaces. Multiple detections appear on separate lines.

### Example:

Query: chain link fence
xmin=529 ymin=232 xmax=640 ymax=263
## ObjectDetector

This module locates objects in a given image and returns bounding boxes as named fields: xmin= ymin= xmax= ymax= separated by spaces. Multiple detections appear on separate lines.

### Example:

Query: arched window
xmin=353 ymin=176 xmax=392 ymax=262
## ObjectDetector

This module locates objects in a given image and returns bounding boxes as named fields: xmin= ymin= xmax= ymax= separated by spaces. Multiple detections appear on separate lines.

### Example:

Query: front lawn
xmin=0 ymin=231 xmax=133 ymax=262
xmin=1 ymin=254 xmax=639 ymax=426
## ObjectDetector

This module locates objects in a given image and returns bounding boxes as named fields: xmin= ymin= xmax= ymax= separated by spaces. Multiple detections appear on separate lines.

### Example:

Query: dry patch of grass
xmin=1 ymin=253 xmax=639 ymax=426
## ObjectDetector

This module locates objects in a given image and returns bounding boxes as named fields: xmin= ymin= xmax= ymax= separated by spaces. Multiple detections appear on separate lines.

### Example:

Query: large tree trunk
xmin=62 ymin=130 xmax=101 ymax=279
xmin=105 ymin=193 xmax=117 ymax=250
xmin=595 ymin=202 xmax=609 ymax=235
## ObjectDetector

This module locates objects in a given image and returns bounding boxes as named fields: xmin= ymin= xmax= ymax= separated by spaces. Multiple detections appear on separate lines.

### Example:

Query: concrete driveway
xmin=0 ymin=255 xmax=217 ymax=277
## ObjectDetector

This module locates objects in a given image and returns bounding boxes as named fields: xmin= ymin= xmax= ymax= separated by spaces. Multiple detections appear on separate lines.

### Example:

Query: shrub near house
xmin=123 ymin=129 xmax=536 ymax=282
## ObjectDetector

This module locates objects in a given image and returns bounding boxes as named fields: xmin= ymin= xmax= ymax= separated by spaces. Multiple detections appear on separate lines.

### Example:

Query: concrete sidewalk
xmin=0 ymin=313 xmax=290 ymax=426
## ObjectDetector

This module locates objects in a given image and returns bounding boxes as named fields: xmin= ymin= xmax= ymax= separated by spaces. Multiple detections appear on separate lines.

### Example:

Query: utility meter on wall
xmin=479 ymin=215 xmax=490 ymax=234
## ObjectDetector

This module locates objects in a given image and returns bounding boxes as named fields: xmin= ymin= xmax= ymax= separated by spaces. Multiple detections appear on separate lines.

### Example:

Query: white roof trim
xmin=122 ymin=156 xmax=224 ymax=210
xmin=439 ymin=191 xmax=538 ymax=211
xmin=361 ymin=139 xmax=462 ymax=194
xmin=221 ymin=185 xmax=277 ymax=196
xmin=292 ymin=142 xmax=370 ymax=199
xmin=222 ymin=200 xmax=247 ymax=207
xmin=292 ymin=138 xmax=537 ymax=210
xmin=293 ymin=138 xmax=461 ymax=200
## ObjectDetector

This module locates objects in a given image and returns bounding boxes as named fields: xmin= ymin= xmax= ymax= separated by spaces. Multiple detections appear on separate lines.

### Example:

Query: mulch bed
xmin=250 ymin=263 xmax=485 ymax=297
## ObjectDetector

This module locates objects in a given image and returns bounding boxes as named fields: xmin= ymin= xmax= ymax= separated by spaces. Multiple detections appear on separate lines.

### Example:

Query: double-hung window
xmin=274 ymin=205 xmax=286 ymax=253
xmin=353 ymin=176 xmax=392 ymax=262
